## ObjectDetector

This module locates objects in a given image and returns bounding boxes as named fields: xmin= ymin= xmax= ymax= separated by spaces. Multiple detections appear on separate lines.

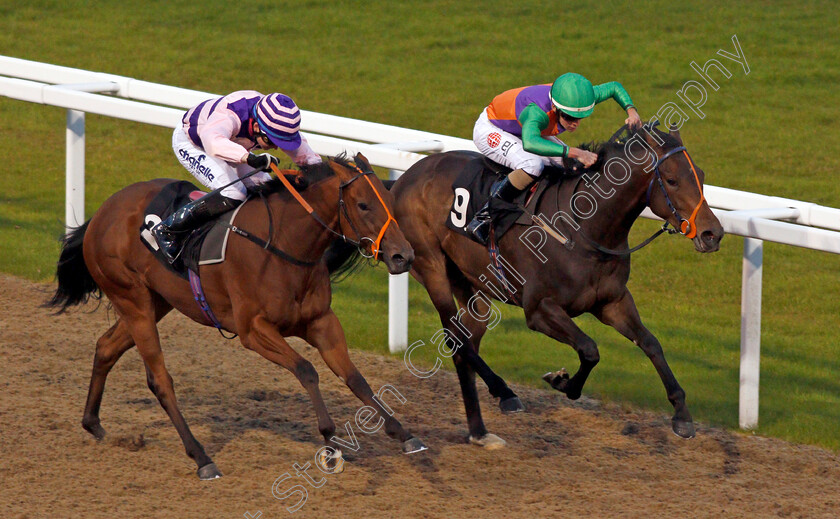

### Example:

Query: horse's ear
xmin=354 ymin=152 xmax=371 ymax=172
xmin=669 ymin=125 xmax=683 ymax=145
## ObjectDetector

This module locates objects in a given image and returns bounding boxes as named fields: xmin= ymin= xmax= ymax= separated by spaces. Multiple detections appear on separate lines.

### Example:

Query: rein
xmin=267 ymin=161 xmax=397 ymax=262
xmin=576 ymin=221 xmax=674 ymax=256
xmin=270 ymin=164 xmax=349 ymax=244
xmin=554 ymin=143 xmax=707 ymax=256
xmin=214 ymin=160 xmax=396 ymax=267
xmin=556 ymin=173 xmax=674 ymax=257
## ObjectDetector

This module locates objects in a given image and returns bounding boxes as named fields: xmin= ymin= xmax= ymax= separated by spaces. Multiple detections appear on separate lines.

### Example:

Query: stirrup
xmin=465 ymin=197 xmax=493 ymax=244
xmin=466 ymin=217 xmax=491 ymax=245
xmin=152 ymin=225 xmax=184 ymax=263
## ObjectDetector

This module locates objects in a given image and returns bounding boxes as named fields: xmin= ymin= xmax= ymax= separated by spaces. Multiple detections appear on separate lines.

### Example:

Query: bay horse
xmin=390 ymin=124 xmax=724 ymax=448
xmin=46 ymin=153 xmax=426 ymax=479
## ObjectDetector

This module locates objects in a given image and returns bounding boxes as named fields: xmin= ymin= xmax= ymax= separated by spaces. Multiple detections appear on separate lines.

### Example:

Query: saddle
xmin=445 ymin=154 xmax=562 ymax=243
xmin=139 ymin=181 xmax=242 ymax=279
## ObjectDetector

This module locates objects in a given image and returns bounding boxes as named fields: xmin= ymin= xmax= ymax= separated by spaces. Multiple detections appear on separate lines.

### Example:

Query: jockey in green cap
xmin=467 ymin=72 xmax=642 ymax=244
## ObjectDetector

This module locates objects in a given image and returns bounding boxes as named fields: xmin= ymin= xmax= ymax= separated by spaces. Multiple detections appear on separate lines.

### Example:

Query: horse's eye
xmin=666 ymin=178 xmax=678 ymax=187
xmin=357 ymin=202 xmax=370 ymax=211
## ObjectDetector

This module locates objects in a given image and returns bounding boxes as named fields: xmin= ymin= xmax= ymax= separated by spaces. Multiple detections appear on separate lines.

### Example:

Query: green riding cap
xmin=517 ymin=75 xmax=636 ymax=158
xmin=550 ymin=73 xmax=597 ymax=118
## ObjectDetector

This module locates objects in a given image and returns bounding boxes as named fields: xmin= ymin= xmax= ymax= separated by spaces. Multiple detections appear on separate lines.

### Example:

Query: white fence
xmin=3 ymin=56 xmax=839 ymax=430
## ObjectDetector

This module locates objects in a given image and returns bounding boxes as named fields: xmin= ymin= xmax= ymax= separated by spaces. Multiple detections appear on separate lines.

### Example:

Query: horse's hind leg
xmin=304 ymin=310 xmax=426 ymax=454
xmin=450 ymin=279 xmax=518 ymax=449
xmin=105 ymin=289 xmax=218 ymax=479
xmin=82 ymin=319 xmax=136 ymax=439
xmin=82 ymin=299 xmax=172 ymax=440
xmin=411 ymin=255 xmax=518 ymax=447
xmin=594 ymin=291 xmax=694 ymax=438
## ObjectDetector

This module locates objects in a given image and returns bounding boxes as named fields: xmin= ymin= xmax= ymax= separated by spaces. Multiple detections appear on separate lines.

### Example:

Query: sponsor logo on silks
xmin=487 ymin=132 xmax=501 ymax=148
xmin=180 ymin=149 xmax=214 ymax=181
xmin=500 ymin=140 xmax=513 ymax=157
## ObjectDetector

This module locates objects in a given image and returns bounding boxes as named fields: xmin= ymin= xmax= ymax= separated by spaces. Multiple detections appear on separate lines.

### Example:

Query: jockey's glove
xmin=247 ymin=152 xmax=280 ymax=172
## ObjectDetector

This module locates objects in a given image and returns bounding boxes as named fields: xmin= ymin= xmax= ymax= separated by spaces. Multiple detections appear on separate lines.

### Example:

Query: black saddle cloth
xmin=138 ymin=181 xmax=225 ymax=278
xmin=446 ymin=125 xmax=633 ymax=244
xmin=445 ymin=154 xmax=549 ymax=243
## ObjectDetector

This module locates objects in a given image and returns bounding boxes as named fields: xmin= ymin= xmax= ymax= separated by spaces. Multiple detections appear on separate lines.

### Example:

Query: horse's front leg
xmin=525 ymin=296 xmax=599 ymax=400
xmin=303 ymin=310 xmax=427 ymax=454
xmin=594 ymin=290 xmax=695 ymax=438
xmin=241 ymin=315 xmax=343 ymax=470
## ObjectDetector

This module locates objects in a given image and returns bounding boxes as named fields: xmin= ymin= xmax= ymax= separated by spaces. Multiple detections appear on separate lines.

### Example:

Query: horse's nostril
xmin=702 ymin=230 xmax=716 ymax=243
xmin=392 ymin=254 xmax=406 ymax=265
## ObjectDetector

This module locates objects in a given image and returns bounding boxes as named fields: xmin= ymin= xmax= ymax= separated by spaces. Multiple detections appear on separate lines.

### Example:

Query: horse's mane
xmin=247 ymin=152 xmax=367 ymax=281
xmin=537 ymin=123 xmax=680 ymax=188
xmin=575 ymin=123 xmax=681 ymax=173
xmin=248 ymin=152 xmax=359 ymax=197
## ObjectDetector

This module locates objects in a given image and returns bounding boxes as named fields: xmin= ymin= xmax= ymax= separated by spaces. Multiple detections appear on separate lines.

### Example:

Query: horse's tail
xmin=44 ymin=219 xmax=101 ymax=313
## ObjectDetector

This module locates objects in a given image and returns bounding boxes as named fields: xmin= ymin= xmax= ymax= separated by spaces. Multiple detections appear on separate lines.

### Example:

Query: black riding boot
xmin=465 ymin=175 xmax=526 ymax=245
xmin=152 ymin=192 xmax=239 ymax=263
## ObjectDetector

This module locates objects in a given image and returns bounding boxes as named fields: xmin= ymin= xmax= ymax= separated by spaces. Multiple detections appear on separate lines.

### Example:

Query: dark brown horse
xmin=390 ymin=124 xmax=723 ymax=448
xmin=47 ymin=153 xmax=426 ymax=479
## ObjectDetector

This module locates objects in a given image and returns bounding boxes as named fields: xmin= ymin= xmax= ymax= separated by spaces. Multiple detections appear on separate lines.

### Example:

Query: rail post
xmin=739 ymin=237 xmax=763 ymax=429
xmin=388 ymin=169 xmax=409 ymax=353
xmin=65 ymin=109 xmax=85 ymax=231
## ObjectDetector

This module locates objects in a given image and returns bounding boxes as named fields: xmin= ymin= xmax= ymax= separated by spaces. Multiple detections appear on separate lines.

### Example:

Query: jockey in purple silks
xmin=152 ymin=91 xmax=322 ymax=262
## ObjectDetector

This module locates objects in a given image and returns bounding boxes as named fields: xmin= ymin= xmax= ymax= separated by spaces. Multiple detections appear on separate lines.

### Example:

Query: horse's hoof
xmin=402 ymin=437 xmax=428 ymax=454
xmin=499 ymin=396 xmax=525 ymax=414
xmin=672 ymin=419 xmax=696 ymax=439
xmin=542 ymin=369 xmax=570 ymax=391
xmin=317 ymin=448 xmax=345 ymax=474
xmin=197 ymin=462 xmax=222 ymax=480
xmin=469 ymin=433 xmax=507 ymax=450
xmin=82 ymin=420 xmax=106 ymax=440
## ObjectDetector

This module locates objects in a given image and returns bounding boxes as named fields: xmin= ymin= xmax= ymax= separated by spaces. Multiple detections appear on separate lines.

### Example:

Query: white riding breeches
xmin=172 ymin=127 xmax=271 ymax=201
xmin=473 ymin=108 xmax=565 ymax=178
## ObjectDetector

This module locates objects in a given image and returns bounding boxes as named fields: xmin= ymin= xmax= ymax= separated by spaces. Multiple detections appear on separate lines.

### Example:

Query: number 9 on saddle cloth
xmin=446 ymin=153 xmax=568 ymax=245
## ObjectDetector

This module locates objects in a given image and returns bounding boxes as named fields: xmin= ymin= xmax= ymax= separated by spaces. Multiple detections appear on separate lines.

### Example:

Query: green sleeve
xmin=518 ymin=103 xmax=569 ymax=157
xmin=593 ymin=81 xmax=635 ymax=111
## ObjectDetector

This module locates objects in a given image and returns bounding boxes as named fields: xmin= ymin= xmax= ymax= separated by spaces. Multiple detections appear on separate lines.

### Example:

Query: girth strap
xmin=487 ymin=229 xmax=521 ymax=306
xmin=188 ymin=269 xmax=237 ymax=339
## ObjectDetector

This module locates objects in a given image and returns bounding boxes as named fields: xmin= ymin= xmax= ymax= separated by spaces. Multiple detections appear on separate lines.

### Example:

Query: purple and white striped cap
xmin=253 ymin=93 xmax=302 ymax=150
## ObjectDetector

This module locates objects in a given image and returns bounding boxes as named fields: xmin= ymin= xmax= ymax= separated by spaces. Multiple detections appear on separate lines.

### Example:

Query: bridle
xmin=646 ymin=145 xmax=706 ymax=239
xmin=269 ymin=161 xmax=398 ymax=261
xmin=557 ymin=142 xmax=706 ymax=256
xmin=336 ymin=166 xmax=399 ymax=260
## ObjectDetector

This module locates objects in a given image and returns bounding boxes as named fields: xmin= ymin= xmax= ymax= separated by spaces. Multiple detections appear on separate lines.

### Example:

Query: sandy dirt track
xmin=1 ymin=273 xmax=838 ymax=518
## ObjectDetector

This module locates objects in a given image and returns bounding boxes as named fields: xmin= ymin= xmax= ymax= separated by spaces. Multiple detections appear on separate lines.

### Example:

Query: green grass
xmin=1 ymin=0 xmax=839 ymax=449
